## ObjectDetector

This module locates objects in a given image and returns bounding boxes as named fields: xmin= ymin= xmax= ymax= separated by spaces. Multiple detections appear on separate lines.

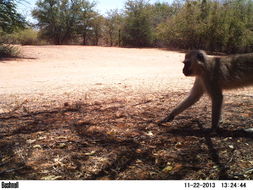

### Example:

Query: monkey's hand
xmin=158 ymin=114 xmax=175 ymax=124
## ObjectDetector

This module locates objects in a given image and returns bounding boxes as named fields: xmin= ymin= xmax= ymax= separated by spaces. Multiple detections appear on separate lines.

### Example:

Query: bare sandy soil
xmin=0 ymin=45 xmax=191 ymax=112
xmin=0 ymin=46 xmax=252 ymax=180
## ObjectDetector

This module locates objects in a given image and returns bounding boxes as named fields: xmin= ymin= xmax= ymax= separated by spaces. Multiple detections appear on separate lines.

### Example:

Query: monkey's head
xmin=183 ymin=50 xmax=207 ymax=76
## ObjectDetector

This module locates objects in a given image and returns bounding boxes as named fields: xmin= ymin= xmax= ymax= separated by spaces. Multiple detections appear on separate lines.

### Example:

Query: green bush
xmin=156 ymin=0 xmax=253 ymax=53
xmin=17 ymin=29 xmax=39 ymax=45
xmin=0 ymin=28 xmax=47 ymax=45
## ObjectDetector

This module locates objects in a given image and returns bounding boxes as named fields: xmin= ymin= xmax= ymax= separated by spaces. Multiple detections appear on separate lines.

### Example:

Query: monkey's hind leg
xmin=210 ymin=88 xmax=224 ymax=132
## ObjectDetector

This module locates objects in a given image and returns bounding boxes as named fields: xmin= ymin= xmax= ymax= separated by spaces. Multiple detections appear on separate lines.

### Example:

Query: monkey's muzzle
xmin=183 ymin=68 xmax=192 ymax=76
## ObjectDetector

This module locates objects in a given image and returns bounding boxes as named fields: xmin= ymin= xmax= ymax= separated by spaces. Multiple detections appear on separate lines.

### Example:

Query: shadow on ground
xmin=0 ymin=93 xmax=253 ymax=180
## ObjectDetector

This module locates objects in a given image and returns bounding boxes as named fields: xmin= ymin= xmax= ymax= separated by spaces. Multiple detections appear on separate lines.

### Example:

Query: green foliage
xmin=32 ymin=0 xmax=97 ymax=45
xmin=149 ymin=2 xmax=181 ymax=46
xmin=104 ymin=9 xmax=123 ymax=46
xmin=0 ymin=0 xmax=26 ymax=33
xmin=103 ymin=2 xmax=181 ymax=47
xmin=73 ymin=0 xmax=97 ymax=45
xmin=0 ymin=0 xmax=25 ymax=58
xmin=157 ymin=0 xmax=206 ymax=49
xmin=30 ymin=0 xmax=253 ymax=53
xmin=89 ymin=14 xmax=104 ymax=45
xmin=156 ymin=0 xmax=253 ymax=53
xmin=0 ymin=28 xmax=47 ymax=45
xmin=122 ymin=0 xmax=153 ymax=47
xmin=16 ymin=29 xmax=45 ymax=45
xmin=33 ymin=0 xmax=73 ymax=44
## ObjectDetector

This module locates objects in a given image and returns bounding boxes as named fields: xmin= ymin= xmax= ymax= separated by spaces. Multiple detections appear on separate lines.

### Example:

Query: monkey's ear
xmin=196 ymin=52 xmax=205 ymax=63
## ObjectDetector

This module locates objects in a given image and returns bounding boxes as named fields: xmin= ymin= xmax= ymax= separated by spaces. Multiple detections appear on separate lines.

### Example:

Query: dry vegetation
xmin=0 ymin=46 xmax=252 ymax=180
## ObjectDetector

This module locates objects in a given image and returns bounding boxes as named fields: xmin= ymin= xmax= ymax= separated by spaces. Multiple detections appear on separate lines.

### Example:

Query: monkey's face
xmin=183 ymin=59 xmax=193 ymax=76
xmin=183 ymin=51 xmax=206 ymax=76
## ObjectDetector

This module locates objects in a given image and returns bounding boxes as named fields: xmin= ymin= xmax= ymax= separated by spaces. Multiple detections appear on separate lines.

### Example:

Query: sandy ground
xmin=1 ymin=45 xmax=185 ymax=93
xmin=0 ymin=46 xmax=253 ymax=180
xmin=0 ymin=45 xmax=190 ymax=112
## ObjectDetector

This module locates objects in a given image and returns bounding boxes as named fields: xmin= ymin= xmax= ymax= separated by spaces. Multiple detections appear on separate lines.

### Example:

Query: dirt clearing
xmin=0 ymin=46 xmax=253 ymax=180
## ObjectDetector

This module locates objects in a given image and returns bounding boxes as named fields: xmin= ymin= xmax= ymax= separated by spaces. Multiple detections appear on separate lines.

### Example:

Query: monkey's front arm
xmin=160 ymin=79 xmax=204 ymax=123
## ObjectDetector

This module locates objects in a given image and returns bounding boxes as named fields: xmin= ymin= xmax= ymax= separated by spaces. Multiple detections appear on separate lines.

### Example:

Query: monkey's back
xmin=217 ymin=53 xmax=253 ymax=89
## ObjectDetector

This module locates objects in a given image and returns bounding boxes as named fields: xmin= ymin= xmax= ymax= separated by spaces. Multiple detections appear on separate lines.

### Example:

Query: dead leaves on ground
xmin=0 ymin=93 xmax=253 ymax=180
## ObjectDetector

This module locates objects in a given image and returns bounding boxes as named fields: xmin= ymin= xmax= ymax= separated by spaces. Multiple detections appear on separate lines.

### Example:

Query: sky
xmin=17 ymin=0 xmax=171 ymax=23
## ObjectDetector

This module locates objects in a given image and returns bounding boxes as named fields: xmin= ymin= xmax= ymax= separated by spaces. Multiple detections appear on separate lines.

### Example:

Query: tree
xmin=33 ymin=0 xmax=70 ymax=44
xmin=148 ymin=2 xmax=176 ymax=46
xmin=104 ymin=9 xmax=123 ymax=46
xmin=89 ymin=13 xmax=104 ymax=45
xmin=33 ymin=0 xmax=82 ymax=45
xmin=0 ymin=0 xmax=26 ymax=58
xmin=32 ymin=0 xmax=97 ymax=45
xmin=122 ymin=0 xmax=153 ymax=47
xmin=73 ymin=0 xmax=96 ymax=45
xmin=0 ymin=0 xmax=25 ymax=34
xmin=156 ymin=0 xmax=253 ymax=53
xmin=222 ymin=0 xmax=253 ymax=53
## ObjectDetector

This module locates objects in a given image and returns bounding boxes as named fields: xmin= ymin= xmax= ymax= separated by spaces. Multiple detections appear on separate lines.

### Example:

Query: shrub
xmin=17 ymin=29 xmax=39 ymax=45
xmin=0 ymin=44 xmax=21 ymax=58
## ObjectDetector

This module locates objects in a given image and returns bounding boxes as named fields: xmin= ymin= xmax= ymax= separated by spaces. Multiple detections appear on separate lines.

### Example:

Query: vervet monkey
xmin=160 ymin=50 xmax=253 ymax=131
